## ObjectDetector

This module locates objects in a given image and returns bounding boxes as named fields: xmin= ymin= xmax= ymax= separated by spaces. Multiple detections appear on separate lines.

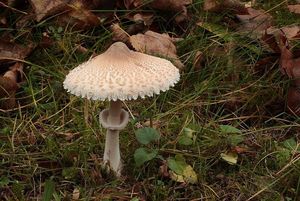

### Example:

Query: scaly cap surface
xmin=63 ymin=42 xmax=180 ymax=101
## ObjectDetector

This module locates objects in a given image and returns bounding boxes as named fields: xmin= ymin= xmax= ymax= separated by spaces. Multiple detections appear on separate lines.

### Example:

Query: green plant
xmin=134 ymin=127 xmax=160 ymax=167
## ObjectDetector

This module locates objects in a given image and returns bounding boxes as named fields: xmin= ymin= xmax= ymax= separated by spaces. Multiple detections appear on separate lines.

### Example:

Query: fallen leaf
xmin=123 ymin=0 xmax=143 ymax=9
xmin=150 ymin=0 xmax=192 ymax=13
xmin=287 ymin=87 xmax=300 ymax=116
xmin=159 ymin=160 xmax=169 ymax=177
xmin=0 ymin=39 xmax=35 ymax=62
xmin=57 ymin=0 xmax=100 ymax=29
xmin=128 ymin=13 xmax=154 ymax=26
xmin=232 ymin=146 xmax=249 ymax=154
xmin=178 ymin=127 xmax=196 ymax=146
xmin=129 ymin=31 xmax=184 ymax=69
xmin=193 ymin=51 xmax=203 ymax=70
xmin=236 ymin=8 xmax=273 ymax=37
xmin=280 ymin=26 xmax=300 ymax=39
xmin=261 ymin=32 xmax=281 ymax=53
xmin=288 ymin=4 xmax=300 ymax=14
xmin=29 ymin=0 xmax=70 ymax=22
xmin=220 ymin=152 xmax=238 ymax=165
xmin=169 ymin=165 xmax=197 ymax=184
xmin=167 ymin=155 xmax=198 ymax=184
xmin=38 ymin=32 xmax=55 ymax=48
xmin=278 ymin=32 xmax=294 ymax=77
xmin=150 ymin=0 xmax=192 ymax=23
xmin=291 ymin=58 xmax=300 ymax=86
xmin=0 ymin=62 xmax=22 ymax=109
xmin=169 ymin=170 xmax=185 ymax=183
xmin=72 ymin=188 xmax=80 ymax=200
xmin=75 ymin=44 xmax=97 ymax=58
xmin=203 ymin=0 xmax=248 ymax=14
xmin=110 ymin=23 xmax=130 ymax=43
xmin=0 ymin=15 xmax=7 ymax=27
xmin=182 ymin=165 xmax=198 ymax=184
xmin=267 ymin=26 xmax=300 ymax=40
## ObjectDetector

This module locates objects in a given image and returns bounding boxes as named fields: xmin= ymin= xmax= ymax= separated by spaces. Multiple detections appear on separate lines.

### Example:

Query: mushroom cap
xmin=63 ymin=42 xmax=180 ymax=101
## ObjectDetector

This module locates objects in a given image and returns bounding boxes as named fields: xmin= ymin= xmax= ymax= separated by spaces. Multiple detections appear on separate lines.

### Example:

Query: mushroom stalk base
xmin=99 ymin=100 xmax=129 ymax=176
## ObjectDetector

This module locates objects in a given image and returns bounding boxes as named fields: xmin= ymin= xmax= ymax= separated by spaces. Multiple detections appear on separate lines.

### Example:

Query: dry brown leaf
xmin=0 ymin=39 xmax=35 ymax=62
xmin=72 ymin=188 xmax=80 ymax=200
xmin=29 ymin=0 xmax=70 ymax=22
xmin=236 ymin=8 xmax=273 ymax=36
xmin=261 ymin=32 xmax=280 ymax=53
xmin=110 ymin=23 xmax=130 ymax=43
xmin=291 ymin=59 xmax=300 ymax=86
xmin=288 ymin=4 xmax=300 ymax=14
xmin=204 ymin=0 xmax=248 ymax=14
xmin=123 ymin=13 xmax=154 ymax=34
xmin=287 ymin=87 xmax=300 ymax=116
xmin=0 ymin=62 xmax=23 ymax=109
xmin=0 ymin=15 xmax=7 ymax=27
xmin=123 ymin=0 xmax=143 ymax=9
xmin=279 ymin=32 xmax=294 ymax=77
xmin=193 ymin=51 xmax=203 ymax=70
xmin=131 ymin=13 xmax=154 ymax=26
xmin=129 ymin=31 xmax=184 ymax=69
xmin=267 ymin=26 xmax=300 ymax=40
xmin=159 ymin=160 xmax=169 ymax=177
xmin=57 ymin=0 xmax=100 ymax=29
xmin=150 ymin=0 xmax=192 ymax=12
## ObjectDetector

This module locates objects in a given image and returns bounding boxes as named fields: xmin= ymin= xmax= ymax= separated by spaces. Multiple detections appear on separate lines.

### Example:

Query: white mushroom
xmin=63 ymin=42 xmax=180 ymax=176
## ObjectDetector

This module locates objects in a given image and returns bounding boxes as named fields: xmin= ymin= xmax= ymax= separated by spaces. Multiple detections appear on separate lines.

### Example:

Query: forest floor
xmin=0 ymin=0 xmax=300 ymax=200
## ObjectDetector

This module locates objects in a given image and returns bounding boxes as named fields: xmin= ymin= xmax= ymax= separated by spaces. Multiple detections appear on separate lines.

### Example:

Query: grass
xmin=1 ymin=1 xmax=300 ymax=200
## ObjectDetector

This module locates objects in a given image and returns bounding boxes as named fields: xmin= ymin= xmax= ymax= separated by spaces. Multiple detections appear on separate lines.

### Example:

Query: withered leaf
xmin=287 ymin=87 xmax=300 ymax=116
xmin=29 ymin=0 xmax=70 ymax=22
xmin=110 ymin=23 xmax=130 ymax=43
xmin=129 ymin=31 xmax=184 ymax=69
xmin=0 ymin=62 xmax=22 ymax=110
xmin=279 ymin=32 xmax=294 ymax=77
xmin=123 ymin=0 xmax=143 ymax=9
xmin=204 ymin=0 xmax=248 ymax=14
xmin=261 ymin=32 xmax=280 ymax=53
xmin=150 ymin=0 xmax=192 ymax=13
xmin=267 ymin=26 xmax=300 ymax=40
xmin=0 ymin=39 xmax=35 ymax=63
xmin=131 ymin=13 xmax=154 ymax=26
xmin=288 ymin=4 xmax=300 ymax=14
xmin=193 ymin=51 xmax=203 ymax=70
xmin=236 ymin=8 xmax=273 ymax=36
xmin=57 ymin=0 xmax=100 ymax=29
xmin=291 ymin=58 xmax=300 ymax=82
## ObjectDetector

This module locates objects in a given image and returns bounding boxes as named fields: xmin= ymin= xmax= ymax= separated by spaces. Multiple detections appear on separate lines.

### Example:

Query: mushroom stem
xmin=103 ymin=100 xmax=123 ymax=175
xmin=108 ymin=100 xmax=122 ymax=123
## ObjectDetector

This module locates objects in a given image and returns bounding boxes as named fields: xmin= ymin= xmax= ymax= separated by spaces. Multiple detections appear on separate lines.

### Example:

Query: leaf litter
xmin=1 ymin=0 xmax=300 ymax=199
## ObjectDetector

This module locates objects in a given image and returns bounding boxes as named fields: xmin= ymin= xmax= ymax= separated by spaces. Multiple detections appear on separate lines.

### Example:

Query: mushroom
xmin=63 ymin=42 xmax=180 ymax=176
